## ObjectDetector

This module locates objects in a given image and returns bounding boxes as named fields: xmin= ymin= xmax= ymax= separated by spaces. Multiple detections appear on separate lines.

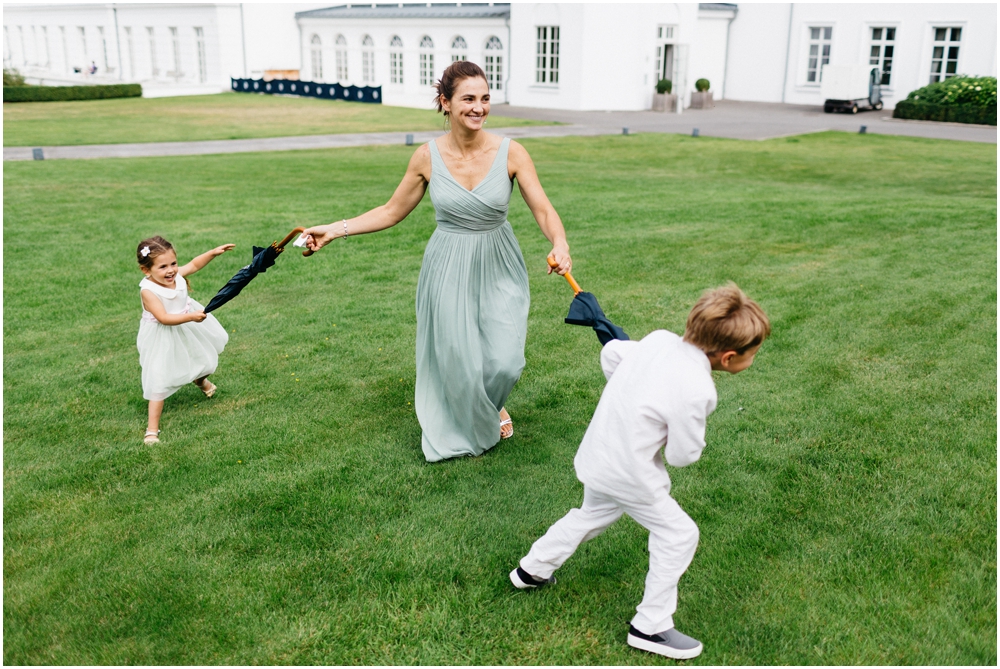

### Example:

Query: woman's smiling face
xmin=443 ymin=76 xmax=490 ymax=131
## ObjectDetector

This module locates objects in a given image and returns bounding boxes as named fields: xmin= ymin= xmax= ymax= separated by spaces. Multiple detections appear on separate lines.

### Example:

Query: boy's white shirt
xmin=574 ymin=330 xmax=718 ymax=505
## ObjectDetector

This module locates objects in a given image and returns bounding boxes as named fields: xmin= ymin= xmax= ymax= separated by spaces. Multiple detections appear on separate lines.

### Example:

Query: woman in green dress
xmin=302 ymin=61 xmax=572 ymax=462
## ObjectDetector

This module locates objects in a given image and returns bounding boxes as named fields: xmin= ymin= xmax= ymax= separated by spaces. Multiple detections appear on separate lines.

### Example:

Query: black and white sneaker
xmin=509 ymin=566 xmax=556 ymax=589
xmin=627 ymin=624 xmax=703 ymax=660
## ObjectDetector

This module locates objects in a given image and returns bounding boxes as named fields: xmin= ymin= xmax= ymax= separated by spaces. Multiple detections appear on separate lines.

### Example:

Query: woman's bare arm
xmin=302 ymin=144 xmax=431 ymax=251
xmin=508 ymin=140 xmax=571 ymax=275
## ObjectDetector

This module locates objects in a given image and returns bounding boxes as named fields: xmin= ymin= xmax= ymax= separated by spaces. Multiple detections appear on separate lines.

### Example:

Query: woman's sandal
xmin=144 ymin=429 xmax=161 ymax=445
xmin=500 ymin=408 xmax=514 ymax=440
xmin=196 ymin=379 xmax=217 ymax=398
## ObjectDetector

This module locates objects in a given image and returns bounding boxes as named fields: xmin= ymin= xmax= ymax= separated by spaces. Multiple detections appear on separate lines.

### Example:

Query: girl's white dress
xmin=137 ymin=275 xmax=229 ymax=401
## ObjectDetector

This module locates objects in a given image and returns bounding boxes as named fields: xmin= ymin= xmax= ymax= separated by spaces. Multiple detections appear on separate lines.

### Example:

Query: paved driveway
xmin=4 ymin=99 xmax=994 ymax=161
xmin=494 ymin=99 xmax=998 ymax=143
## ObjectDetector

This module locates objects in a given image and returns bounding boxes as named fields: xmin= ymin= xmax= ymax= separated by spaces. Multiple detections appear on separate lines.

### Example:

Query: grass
xmin=2 ymin=92 xmax=554 ymax=146
xmin=3 ymin=132 xmax=996 ymax=665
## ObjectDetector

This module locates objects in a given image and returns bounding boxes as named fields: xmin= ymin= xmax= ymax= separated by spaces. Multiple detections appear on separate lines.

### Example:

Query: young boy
xmin=510 ymin=283 xmax=770 ymax=660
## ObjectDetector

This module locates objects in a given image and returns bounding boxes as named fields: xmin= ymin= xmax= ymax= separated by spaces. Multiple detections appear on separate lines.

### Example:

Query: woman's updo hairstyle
xmin=137 ymin=235 xmax=174 ymax=270
xmin=434 ymin=60 xmax=488 ymax=115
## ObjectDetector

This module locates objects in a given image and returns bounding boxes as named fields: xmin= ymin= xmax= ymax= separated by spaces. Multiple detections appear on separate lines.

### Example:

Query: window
xmin=41 ymin=26 xmax=50 ymax=67
xmin=419 ymin=35 xmax=434 ymax=86
xmin=389 ymin=35 xmax=403 ymax=84
xmin=98 ymin=26 xmax=109 ymax=71
xmin=361 ymin=34 xmax=374 ymax=83
xmin=146 ymin=27 xmax=158 ymax=76
xmin=535 ymin=26 xmax=559 ymax=84
xmin=657 ymin=25 xmax=674 ymax=40
xmin=310 ymin=34 xmax=323 ymax=80
xmin=655 ymin=25 xmax=677 ymax=82
xmin=484 ymin=35 xmax=503 ymax=91
xmin=124 ymin=27 xmax=134 ymax=79
xmin=169 ymin=26 xmax=181 ymax=78
xmin=77 ymin=26 xmax=87 ymax=66
xmin=867 ymin=27 xmax=895 ymax=86
xmin=335 ymin=34 xmax=347 ymax=81
xmin=806 ymin=26 xmax=832 ymax=83
xmin=930 ymin=27 xmax=961 ymax=83
xmin=451 ymin=35 xmax=467 ymax=62
xmin=59 ymin=26 xmax=68 ymax=72
xmin=194 ymin=27 xmax=206 ymax=82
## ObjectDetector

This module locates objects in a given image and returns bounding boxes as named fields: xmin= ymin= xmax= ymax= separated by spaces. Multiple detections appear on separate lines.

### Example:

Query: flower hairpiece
xmin=141 ymin=246 xmax=151 ymax=257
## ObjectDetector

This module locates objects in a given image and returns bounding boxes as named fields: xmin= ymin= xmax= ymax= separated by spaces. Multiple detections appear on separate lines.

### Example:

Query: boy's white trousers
xmin=519 ymin=486 xmax=699 ymax=635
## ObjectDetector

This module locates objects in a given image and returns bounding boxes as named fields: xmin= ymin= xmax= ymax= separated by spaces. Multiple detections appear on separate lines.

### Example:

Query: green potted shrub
xmin=652 ymin=78 xmax=676 ymax=112
xmin=690 ymin=77 xmax=714 ymax=109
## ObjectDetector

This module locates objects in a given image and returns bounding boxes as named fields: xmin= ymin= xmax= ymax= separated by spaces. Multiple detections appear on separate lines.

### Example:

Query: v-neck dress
xmin=137 ymin=275 xmax=229 ymax=401
xmin=416 ymin=137 xmax=530 ymax=462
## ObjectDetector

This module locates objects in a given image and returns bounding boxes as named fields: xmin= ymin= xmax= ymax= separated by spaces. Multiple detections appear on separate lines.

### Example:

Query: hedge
xmin=893 ymin=100 xmax=997 ymax=126
xmin=3 ymin=83 xmax=142 ymax=103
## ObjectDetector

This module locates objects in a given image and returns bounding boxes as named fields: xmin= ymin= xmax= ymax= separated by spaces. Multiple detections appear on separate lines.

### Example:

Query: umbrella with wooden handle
xmin=547 ymin=256 xmax=629 ymax=345
xmin=203 ymin=227 xmax=313 ymax=314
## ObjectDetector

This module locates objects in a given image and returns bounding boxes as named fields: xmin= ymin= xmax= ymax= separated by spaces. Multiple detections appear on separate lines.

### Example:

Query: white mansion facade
xmin=4 ymin=3 xmax=997 ymax=110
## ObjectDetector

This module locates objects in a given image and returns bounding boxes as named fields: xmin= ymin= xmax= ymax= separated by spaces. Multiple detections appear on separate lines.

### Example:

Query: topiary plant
xmin=695 ymin=78 xmax=710 ymax=92
xmin=656 ymin=78 xmax=672 ymax=94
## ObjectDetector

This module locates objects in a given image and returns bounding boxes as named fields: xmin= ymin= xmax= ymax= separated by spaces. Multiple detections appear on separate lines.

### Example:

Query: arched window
xmin=389 ymin=35 xmax=403 ymax=84
xmin=310 ymin=34 xmax=322 ymax=80
xmin=484 ymin=35 xmax=503 ymax=91
xmin=451 ymin=35 xmax=467 ymax=62
xmin=419 ymin=35 xmax=434 ymax=86
xmin=361 ymin=34 xmax=374 ymax=83
xmin=335 ymin=34 xmax=347 ymax=81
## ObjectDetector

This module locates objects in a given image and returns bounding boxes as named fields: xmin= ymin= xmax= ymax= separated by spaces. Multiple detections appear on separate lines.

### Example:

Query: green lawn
xmin=3 ymin=132 xmax=996 ymax=665
xmin=2 ymin=92 xmax=554 ymax=146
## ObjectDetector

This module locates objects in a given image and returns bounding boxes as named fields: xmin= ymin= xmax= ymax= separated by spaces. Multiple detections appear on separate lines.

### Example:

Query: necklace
xmin=450 ymin=136 xmax=488 ymax=162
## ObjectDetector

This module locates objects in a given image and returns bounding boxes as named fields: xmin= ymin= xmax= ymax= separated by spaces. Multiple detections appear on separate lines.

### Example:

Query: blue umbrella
xmin=547 ymin=258 xmax=629 ymax=345
xmin=204 ymin=227 xmax=312 ymax=314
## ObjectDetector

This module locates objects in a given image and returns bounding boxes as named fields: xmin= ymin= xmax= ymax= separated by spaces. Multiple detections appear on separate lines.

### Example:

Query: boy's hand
xmin=212 ymin=244 xmax=236 ymax=256
xmin=189 ymin=311 xmax=208 ymax=323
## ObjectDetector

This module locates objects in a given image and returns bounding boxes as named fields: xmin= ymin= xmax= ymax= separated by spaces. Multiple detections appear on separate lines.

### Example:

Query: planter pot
xmin=690 ymin=91 xmax=714 ymax=109
xmin=652 ymin=93 xmax=677 ymax=112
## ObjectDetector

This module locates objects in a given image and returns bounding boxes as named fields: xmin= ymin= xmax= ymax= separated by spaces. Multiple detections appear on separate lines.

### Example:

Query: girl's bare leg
xmin=146 ymin=400 xmax=164 ymax=441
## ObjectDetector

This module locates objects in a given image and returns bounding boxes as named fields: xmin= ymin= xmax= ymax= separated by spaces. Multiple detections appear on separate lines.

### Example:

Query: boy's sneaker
xmin=509 ymin=566 xmax=556 ymax=589
xmin=627 ymin=624 xmax=703 ymax=660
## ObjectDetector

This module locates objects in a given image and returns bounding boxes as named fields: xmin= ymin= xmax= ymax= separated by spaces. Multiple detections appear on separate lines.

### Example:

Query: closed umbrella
xmin=204 ymin=227 xmax=313 ymax=314
xmin=547 ymin=257 xmax=629 ymax=345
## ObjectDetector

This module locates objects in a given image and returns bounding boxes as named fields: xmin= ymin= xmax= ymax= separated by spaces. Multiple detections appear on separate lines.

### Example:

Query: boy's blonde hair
xmin=683 ymin=283 xmax=770 ymax=354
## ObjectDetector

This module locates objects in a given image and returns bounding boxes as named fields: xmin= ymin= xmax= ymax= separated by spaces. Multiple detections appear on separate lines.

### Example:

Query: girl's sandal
xmin=499 ymin=408 xmax=514 ymax=440
xmin=197 ymin=379 xmax=217 ymax=398
xmin=144 ymin=430 xmax=161 ymax=445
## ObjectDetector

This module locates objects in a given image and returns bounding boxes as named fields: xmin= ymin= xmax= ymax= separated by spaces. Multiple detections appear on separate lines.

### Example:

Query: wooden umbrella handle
xmin=274 ymin=226 xmax=314 ymax=257
xmin=547 ymin=256 xmax=582 ymax=295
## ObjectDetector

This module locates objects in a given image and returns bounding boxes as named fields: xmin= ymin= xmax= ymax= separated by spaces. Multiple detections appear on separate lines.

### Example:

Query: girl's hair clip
xmin=141 ymin=246 xmax=151 ymax=257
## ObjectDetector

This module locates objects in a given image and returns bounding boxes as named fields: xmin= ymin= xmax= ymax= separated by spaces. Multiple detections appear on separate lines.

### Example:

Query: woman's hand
xmin=211 ymin=244 xmax=235 ymax=257
xmin=547 ymin=245 xmax=572 ymax=276
xmin=301 ymin=223 xmax=338 ymax=253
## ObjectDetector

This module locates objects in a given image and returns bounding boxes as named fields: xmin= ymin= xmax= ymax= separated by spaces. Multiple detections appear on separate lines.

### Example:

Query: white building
xmin=1 ymin=3 xmax=329 ymax=96
xmin=4 ymin=3 xmax=997 ymax=110
xmin=295 ymin=3 xmax=510 ymax=107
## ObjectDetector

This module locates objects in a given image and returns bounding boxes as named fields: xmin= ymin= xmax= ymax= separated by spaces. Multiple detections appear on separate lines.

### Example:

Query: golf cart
xmin=821 ymin=65 xmax=883 ymax=114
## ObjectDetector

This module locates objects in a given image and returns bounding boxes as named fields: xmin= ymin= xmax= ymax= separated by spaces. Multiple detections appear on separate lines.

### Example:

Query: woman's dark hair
xmin=433 ymin=60 xmax=488 ymax=114
xmin=137 ymin=235 xmax=174 ymax=270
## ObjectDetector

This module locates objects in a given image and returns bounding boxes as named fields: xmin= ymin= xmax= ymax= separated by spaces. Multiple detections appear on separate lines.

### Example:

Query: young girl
xmin=136 ymin=236 xmax=234 ymax=444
